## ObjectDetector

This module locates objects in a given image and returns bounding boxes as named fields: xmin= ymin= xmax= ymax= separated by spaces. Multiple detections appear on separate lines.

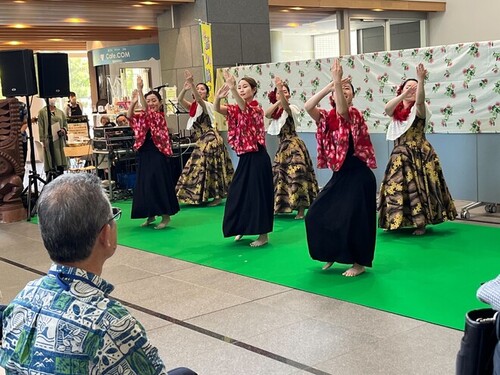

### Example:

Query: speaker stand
xmin=21 ymin=96 xmax=47 ymax=220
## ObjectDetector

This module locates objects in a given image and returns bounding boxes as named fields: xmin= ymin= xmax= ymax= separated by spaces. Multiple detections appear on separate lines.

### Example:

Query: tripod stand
xmin=22 ymin=96 xmax=46 ymax=220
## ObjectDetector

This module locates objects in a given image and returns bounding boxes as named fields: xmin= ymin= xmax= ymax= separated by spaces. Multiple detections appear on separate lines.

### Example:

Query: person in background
xmin=214 ymin=71 xmax=273 ymax=247
xmin=99 ymin=114 xmax=116 ymax=127
xmin=378 ymin=63 xmax=457 ymax=235
xmin=66 ymin=91 xmax=83 ymax=117
xmin=37 ymin=98 xmax=68 ymax=175
xmin=116 ymin=113 xmax=129 ymax=126
xmin=127 ymin=76 xmax=179 ymax=229
xmin=19 ymin=101 xmax=28 ymax=164
xmin=0 ymin=173 xmax=197 ymax=375
xmin=304 ymin=59 xmax=377 ymax=277
xmin=176 ymin=69 xmax=233 ymax=206
xmin=265 ymin=76 xmax=318 ymax=219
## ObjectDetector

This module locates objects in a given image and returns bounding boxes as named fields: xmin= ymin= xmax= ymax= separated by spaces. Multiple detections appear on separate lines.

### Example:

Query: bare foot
xmin=413 ymin=226 xmax=426 ymax=236
xmin=342 ymin=264 xmax=366 ymax=277
xmin=141 ymin=216 xmax=156 ymax=227
xmin=207 ymin=198 xmax=222 ymax=207
xmin=250 ymin=234 xmax=268 ymax=247
xmin=154 ymin=215 xmax=170 ymax=230
xmin=322 ymin=262 xmax=334 ymax=270
xmin=295 ymin=207 xmax=305 ymax=220
xmin=234 ymin=235 xmax=243 ymax=241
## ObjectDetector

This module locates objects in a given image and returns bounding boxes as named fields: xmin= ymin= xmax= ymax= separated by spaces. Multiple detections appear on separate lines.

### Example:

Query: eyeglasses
xmin=109 ymin=207 xmax=122 ymax=222
xmin=100 ymin=207 xmax=122 ymax=232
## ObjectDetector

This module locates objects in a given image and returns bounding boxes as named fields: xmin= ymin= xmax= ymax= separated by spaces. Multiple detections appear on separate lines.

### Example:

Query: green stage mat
xmin=114 ymin=200 xmax=498 ymax=330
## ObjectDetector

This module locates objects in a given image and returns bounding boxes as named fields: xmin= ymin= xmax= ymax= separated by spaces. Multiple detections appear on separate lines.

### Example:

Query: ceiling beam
xmin=269 ymin=0 xmax=446 ymax=12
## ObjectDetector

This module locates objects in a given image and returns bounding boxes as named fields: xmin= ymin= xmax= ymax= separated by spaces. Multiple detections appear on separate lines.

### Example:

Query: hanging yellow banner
xmin=200 ymin=22 xmax=214 ymax=102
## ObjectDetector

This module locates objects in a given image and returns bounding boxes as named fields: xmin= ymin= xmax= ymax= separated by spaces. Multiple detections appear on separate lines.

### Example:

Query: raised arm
xmin=264 ymin=100 xmax=280 ymax=119
xmin=136 ymin=76 xmax=147 ymax=109
xmin=305 ymin=82 xmax=334 ymax=123
xmin=276 ymin=76 xmax=292 ymax=116
xmin=186 ymin=70 xmax=208 ymax=113
xmin=415 ymin=63 xmax=427 ymax=118
xmin=214 ymin=83 xmax=230 ymax=116
xmin=177 ymin=78 xmax=192 ymax=111
xmin=331 ymin=59 xmax=349 ymax=120
xmin=127 ymin=89 xmax=139 ymax=123
xmin=224 ymin=70 xmax=246 ymax=111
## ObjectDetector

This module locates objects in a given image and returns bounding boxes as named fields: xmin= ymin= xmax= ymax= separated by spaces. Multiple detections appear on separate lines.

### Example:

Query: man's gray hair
xmin=37 ymin=173 xmax=112 ymax=263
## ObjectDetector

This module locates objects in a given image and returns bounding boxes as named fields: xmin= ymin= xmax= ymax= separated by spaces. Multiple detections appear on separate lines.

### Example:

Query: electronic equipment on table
xmin=93 ymin=126 xmax=134 ymax=151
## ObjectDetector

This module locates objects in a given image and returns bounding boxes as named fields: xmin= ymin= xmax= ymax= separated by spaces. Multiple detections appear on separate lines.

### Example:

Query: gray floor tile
xmin=106 ymin=246 xmax=197 ymax=275
xmin=147 ymin=324 xmax=301 ymax=375
xmin=186 ymin=300 xmax=308 ymax=340
xmin=315 ymin=323 xmax=462 ymax=375
xmin=245 ymin=318 xmax=379 ymax=365
xmin=166 ymin=264 xmax=291 ymax=300
xmin=112 ymin=275 xmax=250 ymax=320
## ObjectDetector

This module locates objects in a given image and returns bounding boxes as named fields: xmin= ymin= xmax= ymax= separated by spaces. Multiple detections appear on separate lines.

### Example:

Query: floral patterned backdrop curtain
xmin=215 ymin=40 xmax=500 ymax=134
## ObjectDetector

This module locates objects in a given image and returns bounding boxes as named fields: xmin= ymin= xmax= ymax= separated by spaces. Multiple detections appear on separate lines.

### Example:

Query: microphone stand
xmin=167 ymin=99 xmax=189 ymax=181
xmin=21 ymin=96 xmax=46 ymax=220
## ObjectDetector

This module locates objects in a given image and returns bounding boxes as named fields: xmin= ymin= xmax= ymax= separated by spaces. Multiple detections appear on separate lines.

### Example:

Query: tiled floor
xmin=0 ymin=200 xmax=498 ymax=374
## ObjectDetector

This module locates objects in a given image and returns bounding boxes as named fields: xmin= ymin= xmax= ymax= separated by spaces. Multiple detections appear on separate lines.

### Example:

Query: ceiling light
xmin=290 ymin=7 xmax=304 ymax=10
xmin=13 ymin=1 xmax=26 ymax=3
xmin=287 ymin=23 xmax=299 ymax=28
xmin=140 ymin=1 xmax=158 ymax=4
xmin=64 ymin=18 xmax=86 ymax=23
xmin=10 ymin=24 xmax=30 ymax=29
xmin=6 ymin=41 xmax=23 ymax=46
xmin=133 ymin=4 xmax=143 ymax=7
xmin=372 ymin=8 xmax=384 ymax=11
xmin=49 ymin=38 xmax=64 ymax=42
xmin=130 ymin=26 xmax=150 ymax=30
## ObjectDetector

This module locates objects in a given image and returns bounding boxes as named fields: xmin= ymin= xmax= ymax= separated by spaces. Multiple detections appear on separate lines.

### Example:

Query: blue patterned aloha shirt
xmin=0 ymin=264 xmax=167 ymax=374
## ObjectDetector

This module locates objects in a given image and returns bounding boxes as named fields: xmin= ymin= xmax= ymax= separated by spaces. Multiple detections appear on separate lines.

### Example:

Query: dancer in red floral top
xmin=214 ymin=71 xmax=273 ymax=247
xmin=304 ymin=59 xmax=377 ymax=277
xmin=127 ymin=76 xmax=180 ymax=229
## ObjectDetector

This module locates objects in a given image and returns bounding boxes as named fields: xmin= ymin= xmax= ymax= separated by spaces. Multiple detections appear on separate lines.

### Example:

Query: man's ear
xmin=97 ymin=223 xmax=112 ymax=248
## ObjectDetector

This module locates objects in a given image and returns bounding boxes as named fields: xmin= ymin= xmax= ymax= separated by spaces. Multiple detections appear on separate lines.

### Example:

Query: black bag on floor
xmin=456 ymin=308 xmax=499 ymax=375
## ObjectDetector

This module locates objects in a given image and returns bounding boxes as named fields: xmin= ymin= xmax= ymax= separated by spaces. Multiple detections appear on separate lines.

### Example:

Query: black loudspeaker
xmin=0 ymin=49 xmax=38 ymax=97
xmin=36 ymin=53 xmax=70 ymax=98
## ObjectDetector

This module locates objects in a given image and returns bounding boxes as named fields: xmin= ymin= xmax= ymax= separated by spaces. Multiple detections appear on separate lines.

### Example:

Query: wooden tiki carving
xmin=0 ymin=98 xmax=26 ymax=222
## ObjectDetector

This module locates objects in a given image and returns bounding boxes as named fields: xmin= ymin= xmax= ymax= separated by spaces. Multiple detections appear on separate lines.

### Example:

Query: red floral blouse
xmin=316 ymin=107 xmax=377 ymax=171
xmin=130 ymin=110 xmax=172 ymax=156
xmin=226 ymin=101 xmax=266 ymax=155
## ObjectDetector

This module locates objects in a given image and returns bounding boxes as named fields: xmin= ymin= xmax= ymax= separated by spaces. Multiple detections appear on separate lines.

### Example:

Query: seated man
xmin=0 ymin=174 xmax=196 ymax=375
xmin=116 ymin=113 xmax=129 ymax=127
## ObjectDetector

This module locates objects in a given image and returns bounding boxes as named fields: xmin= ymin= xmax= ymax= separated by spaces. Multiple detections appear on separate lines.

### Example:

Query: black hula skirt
xmin=223 ymin=144 xmax=274 ymax=237
xmin=131 ymin=132 xmax=180 ymax=218
xmin=305 ymin=150 xmax=377 ymax=267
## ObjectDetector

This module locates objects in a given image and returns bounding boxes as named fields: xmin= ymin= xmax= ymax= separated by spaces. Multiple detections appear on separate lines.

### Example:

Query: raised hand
xmin=331 ymin=59 xmax=343 ymax=84
xmin=131 ymin=89 xmax=139 ymax=103
xmin=184 ymin=69 xmax=194 ymax=84
xmin=216 ymin=83 xmax=230 ymax=99
xmin=223 ymin=70 xmax=236 ymax=89
xmin=275 ymin=76 xmax=283 ymax=89
xmin=416 ymin=63 xmax=427 ymax=81
xmin=137 ymin=76 xmax=144 ymax=91
xmin=401 ymin=84 xmax=417 ymax=99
